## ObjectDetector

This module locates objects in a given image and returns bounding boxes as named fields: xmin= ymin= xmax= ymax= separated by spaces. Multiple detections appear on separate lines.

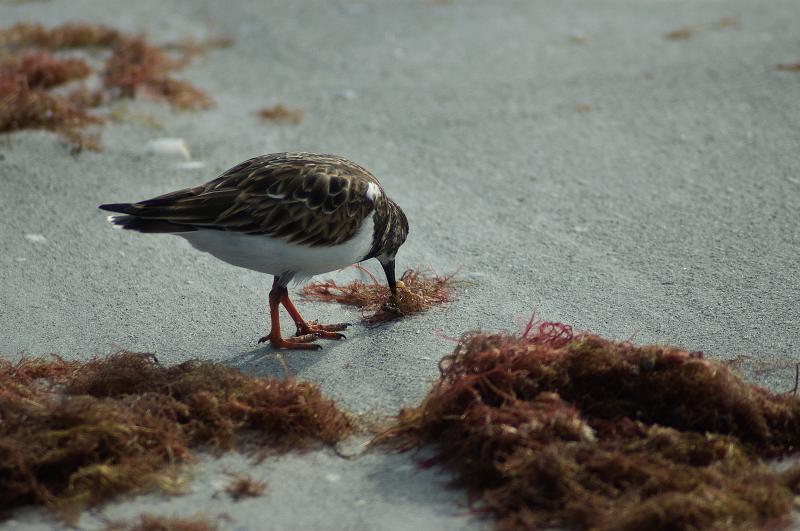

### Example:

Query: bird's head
xmin=377 ymin=201 xmax=409 ymax=297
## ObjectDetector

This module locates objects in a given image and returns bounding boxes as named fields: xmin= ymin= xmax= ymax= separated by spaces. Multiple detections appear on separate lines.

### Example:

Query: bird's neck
xmin=365 ymin=198 xmax=405 ymax=261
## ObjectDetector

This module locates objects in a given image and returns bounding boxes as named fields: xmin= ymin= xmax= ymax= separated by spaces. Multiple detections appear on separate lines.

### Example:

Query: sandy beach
xmin=1 ymin=0 xmax=799 ymax=529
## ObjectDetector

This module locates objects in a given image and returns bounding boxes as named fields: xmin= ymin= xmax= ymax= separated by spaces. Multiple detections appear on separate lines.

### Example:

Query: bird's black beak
xmin=382 ymin=259 xmax=397 ymax=296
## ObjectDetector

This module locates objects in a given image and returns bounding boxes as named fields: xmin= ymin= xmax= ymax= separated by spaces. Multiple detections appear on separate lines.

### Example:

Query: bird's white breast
xmin=177 ymin=213 xmax=376 ymax=281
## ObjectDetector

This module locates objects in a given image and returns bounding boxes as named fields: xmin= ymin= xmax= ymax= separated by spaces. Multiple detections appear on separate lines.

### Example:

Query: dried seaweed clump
xmin=223 ymin=474 xmax=267 ymax=501
xmin=0 ymin=22 xmax=226 ymax=150
xmin=0 ymin=352 xmax=353 ymax=520
xmin=258 ymin=103 xmax=304 ymax=124
xmin=0 ymin=51 xmax=91 ymax=89
xmin=665 ymin=26 xmax=696 ymax=40
xmin=302 ymin=267 xmax=458 ymax=324
xmin=105 ymin=513 xmax=219 ymax=531
xmin=665 ymin=18 xmax=737 ymax=40
xmin=0 ymin=78 xmax=103 ymax=151
xmin=103 ymin=37 xmax=213 ymax=110
xmin=374 ymin=320 xmax=800 ymax=530
xmin=0 ymin=22 xmax=123 ymax=49
xmin=0 ymin=50 xmax=102 ymax=150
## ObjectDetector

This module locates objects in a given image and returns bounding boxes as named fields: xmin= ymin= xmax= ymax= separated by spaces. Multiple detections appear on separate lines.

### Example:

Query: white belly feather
xmin=178 ymin=212 xmax=375 ymax=280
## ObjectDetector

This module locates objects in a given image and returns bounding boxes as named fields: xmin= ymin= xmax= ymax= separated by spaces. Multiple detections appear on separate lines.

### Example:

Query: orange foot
xmin=296 ymin=320 xmax=350 ymax=340
xmin=261 ymin=282 xmax=351 ymax=350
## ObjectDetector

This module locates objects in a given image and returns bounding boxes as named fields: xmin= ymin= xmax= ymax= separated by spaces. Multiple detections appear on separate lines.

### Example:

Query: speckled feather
xmin=113 ymin=153 xmax=403 ymax=253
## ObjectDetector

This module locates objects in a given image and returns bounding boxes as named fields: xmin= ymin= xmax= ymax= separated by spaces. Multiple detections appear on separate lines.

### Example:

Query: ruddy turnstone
xmin=100 ymin=152 xmax=409 ymax=350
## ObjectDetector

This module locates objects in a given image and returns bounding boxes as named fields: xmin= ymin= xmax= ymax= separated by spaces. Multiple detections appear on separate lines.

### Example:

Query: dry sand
xmin=1 ymin=0 xmax=799 ymax=529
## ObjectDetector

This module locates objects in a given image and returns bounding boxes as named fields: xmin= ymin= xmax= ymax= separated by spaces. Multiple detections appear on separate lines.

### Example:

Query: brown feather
xmin=124 ymin=152 xmax=382 ymax=247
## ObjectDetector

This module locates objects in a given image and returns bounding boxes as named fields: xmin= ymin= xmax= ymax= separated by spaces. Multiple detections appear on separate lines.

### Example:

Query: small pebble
xmin=336 ymin=89 xmax=357 ymax=100
xmin=144 ymin=138 xmax=191 ymax=159
xmin=24 ymin=234 xmax=47 ymax=243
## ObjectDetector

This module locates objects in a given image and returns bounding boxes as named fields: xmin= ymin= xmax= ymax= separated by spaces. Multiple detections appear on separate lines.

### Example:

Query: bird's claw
xmin=305 ymin=320 xmax=351 ymax=332
xmin=297 ymin=328 xmax=347 ymax=341
xmin=295 ymin=321 xmax=349 ymax=341
xmin=317 ymin=332 xmax=346 ymax=340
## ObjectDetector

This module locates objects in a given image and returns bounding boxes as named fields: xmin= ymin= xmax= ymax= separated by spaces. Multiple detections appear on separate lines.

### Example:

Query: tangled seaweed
xmin=103 ymin=37 xmax=213 ymax=110
xmin=222 ymin=474 xmax=267 ymax=501
xmin=0 ymin=51 xmax=91 ymax=89
xmin=0 ymin=22 xmax=225 ymax=151
xmin=302 ymin=266 xmax=458 ymax=324
xmin=0 ymin=50 xmax=102 ymax=150
xmin=0 ymin=22 xmax=123 ymax=49
xmin=105 ymin=513 xmax=219 ymax=531
xmin=258 ymin=103 xmax=304 ymax=124
xmin=0 ymin=78 xmax=103 ymax=149
xmin=0 ymin=352 xmax=353 ymax=521
xmin=374 ymin=319 xmax=800 ymax=530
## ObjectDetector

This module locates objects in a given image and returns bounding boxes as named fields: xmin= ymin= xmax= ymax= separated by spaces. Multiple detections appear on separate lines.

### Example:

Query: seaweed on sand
xmin=373 ymin=319 xmax=800 ymax=530
xmin=105 ymin=513 xmax=220 ymax=531
xmin=103 ymin=37 xmax=213 ymax=110
xmin=0 ymin=22 xmax=123 ymax=49
xmin=0 ymin=51 xmax=91 ymax=89
xmin=0 ymin=51 xmax=101 ymax=150
xmin=302 ymin=266 xmax=459 ymax=324
xmin=222 ymin=474 xmax=267 ymax=501
xmin=0 ymin=22 xmax=225 ymax=150
xmin=257 ymin=103 xmax=303 ymax=124
xmin=0 ymin=352 xmax=353 ymax=520
xmin=0 ymin=77 xmax=104 ymax=151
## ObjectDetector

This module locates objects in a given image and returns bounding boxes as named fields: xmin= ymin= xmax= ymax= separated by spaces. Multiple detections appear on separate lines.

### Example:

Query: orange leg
xmin=258 ymin=285 xmax=323 ymax=350
xmin=280 ymin=291 xmax=349 ymax=339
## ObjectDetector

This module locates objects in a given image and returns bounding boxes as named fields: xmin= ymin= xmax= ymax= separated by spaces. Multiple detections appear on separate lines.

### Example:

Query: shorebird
xmin=100 ymin=152 xmax=409 ymax=350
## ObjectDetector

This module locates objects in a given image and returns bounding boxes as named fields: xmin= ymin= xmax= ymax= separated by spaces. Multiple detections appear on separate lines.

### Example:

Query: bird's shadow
xmin=221 ymin=344 xmax=323 ymax=379
xmin=221 ymin=317 xmax=403 ymax=379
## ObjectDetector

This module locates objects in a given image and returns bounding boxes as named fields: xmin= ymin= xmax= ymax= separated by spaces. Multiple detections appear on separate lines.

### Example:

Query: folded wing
xmin=100 ymin=153 xmax=380 ymax=247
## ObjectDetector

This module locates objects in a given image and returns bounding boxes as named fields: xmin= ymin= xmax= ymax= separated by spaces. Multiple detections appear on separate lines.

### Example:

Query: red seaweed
xmin=0 ymin=352 xmax=353 ymax=521
xmin=374 ymin=319 xmax=800 ymax=530
xmin=302 ymin=266 xmax=459 ymax=324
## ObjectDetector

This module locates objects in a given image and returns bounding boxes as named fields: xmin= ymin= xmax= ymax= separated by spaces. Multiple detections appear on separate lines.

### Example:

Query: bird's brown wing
xmin=125 ymin=153 xmax=380 ymax=247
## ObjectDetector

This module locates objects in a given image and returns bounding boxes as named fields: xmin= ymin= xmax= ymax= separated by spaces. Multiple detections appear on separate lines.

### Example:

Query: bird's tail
xmin=99 ymin=203 xmax=195 ymax=233
xmin=99 ymin=203 xmax=134 ymax=215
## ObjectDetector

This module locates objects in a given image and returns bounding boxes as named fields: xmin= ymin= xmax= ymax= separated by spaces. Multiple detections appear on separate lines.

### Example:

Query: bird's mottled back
xmin=106 ymin=152 xmax=384 ymax=247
